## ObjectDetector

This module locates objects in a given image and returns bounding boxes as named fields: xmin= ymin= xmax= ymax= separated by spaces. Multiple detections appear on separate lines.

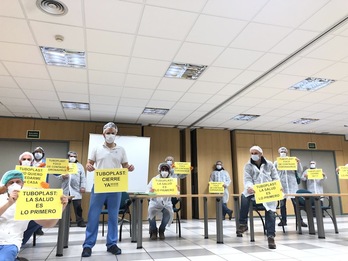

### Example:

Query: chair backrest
xmin=296 ymin=189 xmax=314 ymax=207
xmin=119 ymin=192 xmax=131 ymax=213
xmin=171 ymin=197 xmax=181 ymax=212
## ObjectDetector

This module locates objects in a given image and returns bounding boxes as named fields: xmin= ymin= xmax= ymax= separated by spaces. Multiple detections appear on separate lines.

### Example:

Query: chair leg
xmin=102 ymin=214 xmax=105 ymax=237
xmin=177 ymin=212 xmax=181 ymax=238
xmin=256 ymin=211 xmax=266 ymax=235
xmin=275 ymin=213 xmax=285 ymax=233
xmin=33 ymin=232 xmax=36 ymax=246
xmin=129 ymin=213 xmax=132 ymax=238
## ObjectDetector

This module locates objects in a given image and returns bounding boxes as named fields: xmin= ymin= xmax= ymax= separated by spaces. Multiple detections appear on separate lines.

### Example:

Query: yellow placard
xmin=254 ymin=180 xmax=283 ymax=204
xmin=209 ymin=182 xmax=224 ymax=193
xmin=307 ymin=169 xmax=323 ymax=179
xmin=94 ymin=168 xmax=128 ymax=193
xmin=173 ymin=162 xmax=191 ymax=175
xmin=338 ymin=166 xmax=348 ymax=179
xmin=46 ymin=158 xmax=69 ymax=174
xmin=67 ymin=163 xmax=78 ymax=174
xmin=152 ymin=178 xmax=177 ymax=195
xmin=276 ymin=157 xmax=297 ymax=170
xmin=15 ymin=189 xmax=63 ymax=220
xmin=15 ymin=165 xmax=48 ymax=188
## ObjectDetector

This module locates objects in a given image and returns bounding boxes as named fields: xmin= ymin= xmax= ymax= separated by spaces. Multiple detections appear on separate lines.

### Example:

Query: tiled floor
xmin=19 ymin=215 xmax=348 ymax=261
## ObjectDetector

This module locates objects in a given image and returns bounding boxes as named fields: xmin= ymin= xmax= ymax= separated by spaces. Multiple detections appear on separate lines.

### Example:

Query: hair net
xmin=1 ymin=170 xmax=24 ymax=185
xmin=158 ymin=162 xmax=171 ymax=172
xmin=33 ymin=146 xmax=44 ymax=153
xmin=250 ymin=145 xmax=263 ymax=154
xmin=103 ymin=122 xmax=118 ymax=133
xmin=278 ymin=147 xmax=288 ymax=153
xmin=18 ymin=151 xmax=34 ymax=161
xmin=68 ymin=151 xmax=77 ymax=157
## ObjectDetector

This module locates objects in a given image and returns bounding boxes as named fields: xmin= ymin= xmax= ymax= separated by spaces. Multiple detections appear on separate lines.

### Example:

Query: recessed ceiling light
xmin=292 ymin=118 xmax=319 ymax=124
xmin=61 ymin=101 xmax=89 ymax=110
xmin=164 ymin=63 xmax=207 ymax=80
xmin=232 ymin=114 xmax=260 ymax=121
xmin=142 ymin=107 xmax=169 ymax=115
xmin=40 ymin=46 xmax=86 ymax=68
xmin=36 ymin=0 xmax=68 ymax=16
xmin=289 ymin=77 xmax=335 ymax=91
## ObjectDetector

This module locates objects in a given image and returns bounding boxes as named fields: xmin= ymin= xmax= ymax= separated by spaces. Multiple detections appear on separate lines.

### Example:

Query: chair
xmin=171 ymin=197 xmax=182 ymax=237
xmin=252 ymin=200 xmax=285 ymax=234
xmin=101 ymin=192 xmax=132 ymax=241
xmin=296 ymin=189 xmax=338 ymax=233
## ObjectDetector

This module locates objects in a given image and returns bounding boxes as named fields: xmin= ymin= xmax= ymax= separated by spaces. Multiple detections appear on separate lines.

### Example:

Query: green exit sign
xmin=26 ymin=130 xmax=40 ymax=139
xmin=307 ymin=142 xmax=316 ymax=149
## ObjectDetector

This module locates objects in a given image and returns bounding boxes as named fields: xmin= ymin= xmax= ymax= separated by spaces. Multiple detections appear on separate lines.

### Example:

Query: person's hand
xmin=86 ymin=163 xmax=95 ymax=172
xmin=8 ymin=190 xmax=20 ymax=204
xmin=247 ymin=187 xmax=255 ymax=194
xmin=80 ymin=187 xmax=86 ymax=193
xmin=60 ymin=195 xmax=69 ymax=208
xmin=177 ymin=185 xmax=180 ymax=192
xmin=0 ymin=185 xmax=6 ymax=194
xmin=149 ymin=188 xmax=154 ymax=193
xmin=62 ymin=174 xmax=69 ymax=179
xmin=296 ymin=157 xmax=300 ymax=162
xmin=223 ymin=184 xmax=227 ymax=188
xmin=336 ymin=167 xmax=340 ymax=173
xmin=128 ymin=164 xmax=135 ymax=172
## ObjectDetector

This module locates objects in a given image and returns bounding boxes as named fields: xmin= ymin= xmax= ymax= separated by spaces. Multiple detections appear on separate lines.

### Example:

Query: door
xmin=291 ymin=149 xmax=341 ymax=214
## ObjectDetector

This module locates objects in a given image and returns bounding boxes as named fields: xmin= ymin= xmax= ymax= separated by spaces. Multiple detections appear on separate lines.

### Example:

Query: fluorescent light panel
xmin=142 ymin=107 xmax=169 ymax=115
xmin=232 ymin=114 xmax=260 ymax=121
xmin=164 ymin=63 xmax=207 ymax=80
xmin=40 ymin=46 xmax=86 ymax=68
xmin=61 ymin=101 xmax=89 ymax=110
xmin=289 ymin=77 xmax=335 ymax=91
xmin=292 ymin=118 xmax=319 ymax=124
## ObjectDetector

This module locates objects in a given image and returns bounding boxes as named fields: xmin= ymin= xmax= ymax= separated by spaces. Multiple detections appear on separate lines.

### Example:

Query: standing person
xmin=301 ymin=161 xmax=327 ymax=194
xmin=32 ymin=147 xmax=46 ymax=167
xmin=146 ymin=162 xmax=175 ymax=240
xmin=0 ymin=170 xmax=68 ymax=261
xmin=274 ymin=147 xmax=307 ymax=227
xmin=56 ymin=151 xmax=86 ymax=227
xmin=209 ymin=160 xmax=233 ymax=220
xmin=236 ymin=146 xmax=279 ymax=249
xmin=81 ymin=122 xmax=135 ymax=257
xmin=165 ymin=155 xmax=187 ymax=179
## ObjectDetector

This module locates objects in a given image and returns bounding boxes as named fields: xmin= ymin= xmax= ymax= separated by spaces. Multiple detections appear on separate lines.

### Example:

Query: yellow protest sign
xmin=173 ymin=162 xmax=191 ymax=175
xmin=94 ymin=168 xmax=128 ymax=193
xmin=338 ymin=166 xmax=348 ymax=179
xmin=68 ymin=163 xmax=78 ymax=174
xmin=209 ymin=182 xmax=224 ymax=193
xmin=254 ymin=180 xmax=283 ymax=204
xmin=15 ymin=165 xmax=48 ymax=188
xmin=15 ymin=189 xmax=63 ymax=220
xmin=276 ymin=157 xmax=297 ymax=170
xmin=152 ymin=178 xmax=177 ymax=195
xmin=307 ymin=169 xmax=323 ymax=179
xmin=46 ymin=158 xmax=69 ymax=174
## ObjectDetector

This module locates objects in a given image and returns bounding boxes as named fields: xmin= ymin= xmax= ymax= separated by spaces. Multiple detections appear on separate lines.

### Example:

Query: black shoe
xmin=16 ymin=257 xmax=29 ymax=261
xmin=81 ymin=247 xmax=92 ymax=257
xmin=268 ymin=236 xmax=276 ymax=249
xmin=236 ymin=224 xmax=248 ymax=237
xmin=301 ymin=221 xmax=308 ymax=227
xmin=107 ymin=244 xmax=121 ymax=255
xmin=78 ymin=221 xmax=86 ymax=227
xmin=35 ymin=228 xmax=44 ymax=235
xmin=278 ymin=220 xmax=287 ymax=226
xmin=228 ymin=210 xmax=233 ymax=220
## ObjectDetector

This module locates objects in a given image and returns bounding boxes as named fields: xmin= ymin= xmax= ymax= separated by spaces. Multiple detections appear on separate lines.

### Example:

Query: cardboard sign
xmin=276 ymin=157 xmax=297 ymax=170
xmin=94 ymin=168 xmax=128 ymax=193
xmin=209 ymin=182 xmax=224 ymax=193
xmin=173 ymin=162 xmax=191 ymax=175
xmin=307 ymin=169 xmax=323 ymax=179
xmin=254 ymin=180 xmax=283 ymax=204
xmin=46 ymin=158 xmax=69 ymax=174
xmin=15 ymin=165 xmax=48 ymax=188
xmin=15 ymin=189 xmax=63 ymax=220
xmin=152 ymin=178 xmax=177 ymax=195
xmin=338 ymin=166 xmax=348 ymax=179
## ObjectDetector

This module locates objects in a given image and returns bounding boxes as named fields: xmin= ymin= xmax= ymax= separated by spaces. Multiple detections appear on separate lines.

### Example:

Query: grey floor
xmin=19 ymin=215 xmax=348 ymax=261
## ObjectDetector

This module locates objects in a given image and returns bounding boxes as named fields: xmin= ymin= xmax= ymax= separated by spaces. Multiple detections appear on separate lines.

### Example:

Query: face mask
xmin=69 ymin=157 xmax=77 ymax=163
xmin=7 ymin=183 xmax=22 ymax=194
xmin=310 ymin=163 xmax=316 ymax=169
xmin=166 ymin=160 xmax=173 ymax=166
xmin=34 ymin=152 xmax=43 ymax=160
xmin=105 ymin=134 xmax=116 ymax=144
xmin=251 ymin=155 xmax=260 ymax=161
xmin=216 ymin=165 xmax=222 ymax=170
xmin=280 ymin=153 xmax=287 ymax=157
xmin=161 ymin=171 xmax=169 ymax=178
xmin=21 ymin=160 xmax=31 ymax=166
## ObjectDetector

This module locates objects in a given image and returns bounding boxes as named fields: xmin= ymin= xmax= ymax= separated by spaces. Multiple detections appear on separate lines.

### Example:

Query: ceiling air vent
xmin=36 ymin=0 xmax=68 ymax=16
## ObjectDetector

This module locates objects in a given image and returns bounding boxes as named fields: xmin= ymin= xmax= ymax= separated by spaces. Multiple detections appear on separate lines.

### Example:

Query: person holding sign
xmin=56 ymin=151 xmax=86 ymax=227
xmin=165 ymin=155 xmax=189 ymax=179
xmin=146 ymin=162 xmax=176 ymax=240
xmin=236 ymin=146 xmax=279 ymax=249
xmin=209 ymin=161 xmax=233 ymax=220
xmin=32 ymin=147 xmax=46 ymax=168
xmin=274 ymin=147 xmax=307 ymax=228
xmin=82 ymin=122 xmax=135 ymax=258
xmin=0 ymin=170 xmax=68 ymax=261
xmin=301 ymin=161 xmax=327 ymax=194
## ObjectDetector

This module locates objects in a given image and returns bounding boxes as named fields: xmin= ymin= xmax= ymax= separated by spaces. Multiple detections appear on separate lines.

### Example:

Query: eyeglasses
xmin=22 ymin=158 xmax=32 ymax=161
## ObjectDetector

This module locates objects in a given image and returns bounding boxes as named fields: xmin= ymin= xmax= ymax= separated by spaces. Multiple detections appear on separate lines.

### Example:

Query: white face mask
xmin=310 ymin=163 xmax=316 ymax=169
xmin=280 ymin=152 xmax=287 ymax=157
xmin=166 ymin=160 xmax=173 ymax=166
xmin=216 ymin=165 xmax=222 ymax=170
xmin=69 ymin=157 xmax=77 ymax=163
xmin=105 ymin=134 xmax=116 ymax=144
xmin=34 ymin=152 xmax=43 ymax=160
xmin=21 ymin=160 xmax=32 ymax=166
xmin=8 ymin=183 xmax=22 ymax=194
xmin=161 ymin=171 xmax=169 ymax=178
xmin=251 ymin=155 xmax=260 ymax=161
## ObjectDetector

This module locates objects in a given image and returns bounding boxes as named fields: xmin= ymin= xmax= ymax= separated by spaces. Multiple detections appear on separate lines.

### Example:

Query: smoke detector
xmin=36 ymin=0 xmax=68 ymax=16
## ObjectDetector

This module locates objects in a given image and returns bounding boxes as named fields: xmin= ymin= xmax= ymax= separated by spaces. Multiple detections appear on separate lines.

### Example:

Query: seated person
xmin=146 ymin=163 xmax=176 ymax=240
xmin=0 ymin=170 xmax=68 ymax=261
